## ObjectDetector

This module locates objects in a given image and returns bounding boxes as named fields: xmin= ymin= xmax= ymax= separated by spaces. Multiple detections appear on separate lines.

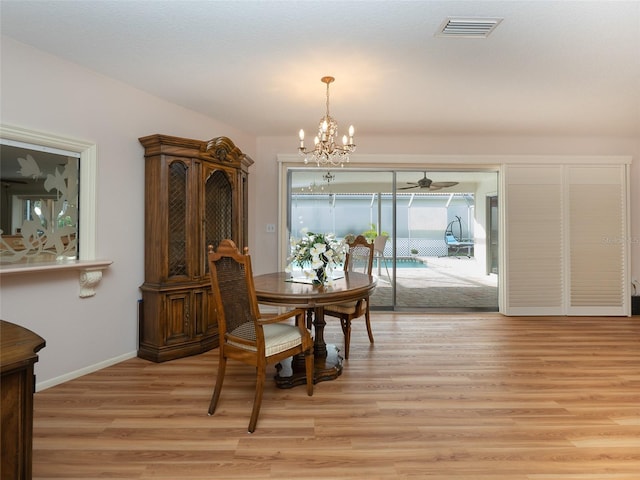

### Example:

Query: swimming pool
xmin=379 ymin=258 xmax=428 ymax=269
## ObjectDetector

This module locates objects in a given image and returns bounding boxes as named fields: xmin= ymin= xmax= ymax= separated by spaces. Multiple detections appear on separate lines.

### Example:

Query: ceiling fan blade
xmin=431 ymin=181 xmax=458 ymax=188
xmin=401 ymin=178 xmax=457 ymax=191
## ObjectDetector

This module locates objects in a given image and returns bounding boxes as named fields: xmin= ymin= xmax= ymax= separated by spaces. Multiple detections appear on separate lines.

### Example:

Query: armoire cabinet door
xmin=167 ymin=158 xmax=190 ymax=280
xmin=193 ymin=287 xmax=217 ymax=338
xmin=202 ymin=164 xmax=235 ymax=264
xmin=164 ymin=291 xmax=192 ymax=345
xmin=163 ymin=288 xmax=216 ymax=345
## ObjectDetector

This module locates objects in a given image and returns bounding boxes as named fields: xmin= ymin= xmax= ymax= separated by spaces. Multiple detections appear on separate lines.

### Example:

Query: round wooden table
xmin=253 ymin=271 xmax=377 ymax=388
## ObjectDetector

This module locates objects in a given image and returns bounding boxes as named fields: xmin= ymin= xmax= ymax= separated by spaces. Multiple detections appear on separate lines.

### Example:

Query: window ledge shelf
xmin=0 ymin=260 xmax=113 ymax=298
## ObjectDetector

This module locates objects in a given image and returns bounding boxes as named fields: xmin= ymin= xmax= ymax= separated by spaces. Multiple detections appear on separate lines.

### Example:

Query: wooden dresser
xmin=1 ymin=320 xmax=46 ymax=480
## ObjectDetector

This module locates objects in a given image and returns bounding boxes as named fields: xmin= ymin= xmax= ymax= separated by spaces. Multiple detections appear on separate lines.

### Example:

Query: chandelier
xmin=298 ymin=76 xmax=355 ymax=168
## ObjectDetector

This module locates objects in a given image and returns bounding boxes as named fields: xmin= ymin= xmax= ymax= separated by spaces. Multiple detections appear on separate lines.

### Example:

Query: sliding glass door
xmin=286 ymin=168 xmax=498 ymax=311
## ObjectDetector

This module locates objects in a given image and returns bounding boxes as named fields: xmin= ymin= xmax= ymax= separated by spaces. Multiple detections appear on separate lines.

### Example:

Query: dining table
xmin=253 ymin=271 xmax=377 ymax=388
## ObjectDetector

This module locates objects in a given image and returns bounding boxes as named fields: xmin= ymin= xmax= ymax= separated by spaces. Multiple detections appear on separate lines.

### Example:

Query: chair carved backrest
xmin=345 ymin=234 xmax=374 ymax=275
xmin=207 ymin=240 xmax=263 ymax=353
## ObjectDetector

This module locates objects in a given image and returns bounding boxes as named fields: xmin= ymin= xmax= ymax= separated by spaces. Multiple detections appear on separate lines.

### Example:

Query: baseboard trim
xmin=36 ymin=350 xmax=138 ymax=392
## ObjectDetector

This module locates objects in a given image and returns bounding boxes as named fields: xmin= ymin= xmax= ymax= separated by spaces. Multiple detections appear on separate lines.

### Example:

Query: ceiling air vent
xmin=436 ymin=17 xmax=503 ymax=38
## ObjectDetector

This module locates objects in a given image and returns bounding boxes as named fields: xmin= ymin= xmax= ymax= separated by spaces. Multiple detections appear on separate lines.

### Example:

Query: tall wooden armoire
xmin=138 ymin=134 xmax=252 ymax=362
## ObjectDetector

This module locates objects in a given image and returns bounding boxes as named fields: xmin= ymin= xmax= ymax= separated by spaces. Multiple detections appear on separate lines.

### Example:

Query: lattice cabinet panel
xmin=204 ymin=168 xmax=234 ymax=270
xmin=168 ymin=160 xmax=188 ymax=278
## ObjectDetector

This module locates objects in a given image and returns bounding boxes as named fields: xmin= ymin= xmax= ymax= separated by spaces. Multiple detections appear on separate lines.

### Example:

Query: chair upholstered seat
xmin=229 ymin=323 xmax=310 ymax=356
xmin=323 ymin=300 xmax=361 ymax=315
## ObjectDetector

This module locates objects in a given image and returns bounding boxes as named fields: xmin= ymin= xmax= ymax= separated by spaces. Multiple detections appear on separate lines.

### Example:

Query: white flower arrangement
xmin=285 ymin=229 xmax=347 ymax=284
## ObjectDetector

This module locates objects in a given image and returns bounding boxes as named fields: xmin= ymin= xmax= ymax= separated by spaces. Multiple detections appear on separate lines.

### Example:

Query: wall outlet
xmin=266 ymin=224 xmax=276 ymax=233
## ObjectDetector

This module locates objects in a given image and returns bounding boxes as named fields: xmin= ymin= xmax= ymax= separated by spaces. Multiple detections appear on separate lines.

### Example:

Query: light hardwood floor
xmin=32 ymin=313 xmax=640 ymax=479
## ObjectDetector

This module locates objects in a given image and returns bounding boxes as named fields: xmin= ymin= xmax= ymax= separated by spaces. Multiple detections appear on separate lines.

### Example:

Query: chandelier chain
xmin=325 ymin=80 xmax=330 ymax=117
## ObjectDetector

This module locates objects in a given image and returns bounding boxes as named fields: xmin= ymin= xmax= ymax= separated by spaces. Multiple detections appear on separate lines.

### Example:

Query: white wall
xmin=0 ymin=37 xmax=255 ymax=388
xmin=2 ymin=36 xmax=638 ymax=389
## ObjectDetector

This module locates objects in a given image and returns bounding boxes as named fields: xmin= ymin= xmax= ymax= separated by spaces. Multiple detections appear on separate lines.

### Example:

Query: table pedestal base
xmin=274 ymin=344 xmax=343 ymax=389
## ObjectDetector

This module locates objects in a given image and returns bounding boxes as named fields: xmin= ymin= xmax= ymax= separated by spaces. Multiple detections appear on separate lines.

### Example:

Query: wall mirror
xmin=1 ymin=139 xmax=80 ymax=264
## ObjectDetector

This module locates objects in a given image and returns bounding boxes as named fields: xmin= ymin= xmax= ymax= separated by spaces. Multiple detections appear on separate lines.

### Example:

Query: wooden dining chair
xmin=207 ymin=239 xmax=314 ymax=433
xmin=324 ymin=234 xmax=374 ymax=359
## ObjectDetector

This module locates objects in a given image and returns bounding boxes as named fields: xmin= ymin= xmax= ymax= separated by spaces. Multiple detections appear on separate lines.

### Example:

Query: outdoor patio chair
xmin=444 ymin=233 xmax=474 ymax=257
xmin=443 ymin=215 xmax=474 ymax=258
xmin=373 ymin=234 xmax=391 ymax=281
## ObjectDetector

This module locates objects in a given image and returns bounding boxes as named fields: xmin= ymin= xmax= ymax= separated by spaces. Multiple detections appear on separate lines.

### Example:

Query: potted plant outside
xmin=361 ymin=223 xmax=389 ymax=244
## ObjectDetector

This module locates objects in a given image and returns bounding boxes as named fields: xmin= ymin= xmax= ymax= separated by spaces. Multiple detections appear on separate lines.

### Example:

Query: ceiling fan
xmin=399 ymin=172 xmax=458 ymax=191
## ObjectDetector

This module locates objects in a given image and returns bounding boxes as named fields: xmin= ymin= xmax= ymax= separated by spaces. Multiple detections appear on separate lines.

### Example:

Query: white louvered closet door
xmin=503 ymin=165 xmax=564 ymax=315
xmin=566 ymin=166 xmax=628 ymax=315
xmin=503 ymin=164 xmax=629 ymax=316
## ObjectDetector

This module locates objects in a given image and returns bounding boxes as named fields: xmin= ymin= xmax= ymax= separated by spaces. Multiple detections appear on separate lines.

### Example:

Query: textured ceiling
xmin=1 ymin=1 xmax=639 ymax=138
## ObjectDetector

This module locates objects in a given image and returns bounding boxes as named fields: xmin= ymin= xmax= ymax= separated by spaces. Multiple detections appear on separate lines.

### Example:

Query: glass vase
xmin=314 ymin=266 xmax=328 ymax=285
